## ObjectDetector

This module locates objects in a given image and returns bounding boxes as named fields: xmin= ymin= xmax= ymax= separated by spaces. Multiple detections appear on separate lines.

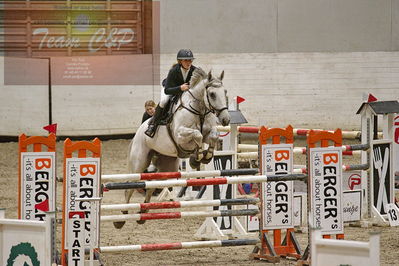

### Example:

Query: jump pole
xmin=103 ymin=175 xmax=270 ymax=190
xmin=101 ymin=198 xmax=260 ymax=211
xmin=100 ymin=239 xmax=260 ymax=253
xmin=238 ymin=143 xmax=366 ymax=156
xmin=103 ymin=175 xmax=305 ymax=191
xmin=292 ymin=163 xmax=369 ymax=174
xmin=101 ymin=209 xmax=259 ymax=222
xmin=217 ymin=125 xmax=363 ymax=139
xmin=102 ymin=168 xmax=259 ymax=182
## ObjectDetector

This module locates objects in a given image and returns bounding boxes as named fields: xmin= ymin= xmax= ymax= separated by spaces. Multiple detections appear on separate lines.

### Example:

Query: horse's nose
xmin=222 ymin=117 xmax=230 ymax=126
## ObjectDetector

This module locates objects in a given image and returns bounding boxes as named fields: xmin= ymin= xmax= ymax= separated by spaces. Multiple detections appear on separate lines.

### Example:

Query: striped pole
xmin=102 ymin=168 xmax=259 ymax=183
xmin=237 ymin=144 xmax=367 ymax=154
xmin=237 ymin=152 xmax=258 ymax=160
xmin=293 ymin=164 xmax=369 ymax=174
xmin=103 ymin=175 xmax=269 ymax=191
xmin=293 ymin=128 xmax=361 ymax=139
xmin=217 ymin=126 xmax=370 ymax=139
xmin=101 ymin=209 xmax=259 ymax=222
xmin=237 ymin=150 xmax=361 ymax=159
xmin=100 ymin=239 xmax=260 ymax=253
xmin=238 ymin=126 xmax=259 ymax=134
xmin=342 ymin=163 xmax=369 ymax=171
xmin=101 ymin=198 xmax=260 ymax=212
xmin=103 ymin=174 xmax=308 ymax=191
xmin=294 ymin=145 xmax=366 ymax=155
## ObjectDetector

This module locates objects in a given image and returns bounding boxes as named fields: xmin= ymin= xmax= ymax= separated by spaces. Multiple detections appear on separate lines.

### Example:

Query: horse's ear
xmin=207 ymin=70 xmax=212 ymax=81
xmin=219 ymin=70 xmax=224 ymax=81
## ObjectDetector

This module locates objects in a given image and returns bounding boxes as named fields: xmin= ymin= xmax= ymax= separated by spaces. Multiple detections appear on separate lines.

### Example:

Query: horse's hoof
xmin=201 ymin=157 xmax=212 ymax=164
xmin=136 ymin=220 xmax=146 ymax=225
xmin=113 ymin=221 xmax=126 ymax=229
xmin=189 ymin=156 xmax=201 ymax=169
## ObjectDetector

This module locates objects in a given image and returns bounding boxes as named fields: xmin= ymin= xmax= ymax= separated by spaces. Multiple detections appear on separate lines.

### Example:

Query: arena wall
xmin=160 ymin=0 xmax=399 ymax=53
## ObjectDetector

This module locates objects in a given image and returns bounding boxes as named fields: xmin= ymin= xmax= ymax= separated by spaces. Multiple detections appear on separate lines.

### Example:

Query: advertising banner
xmin=65 ymin=158 xmax=100 ymax=249
xmin=309 ymin=147 xmax=343 ymax=234
xmin=261 ymin=144 xmax=294 ymax=230
xmin=20 ymin=152 xmax=56 ymax=221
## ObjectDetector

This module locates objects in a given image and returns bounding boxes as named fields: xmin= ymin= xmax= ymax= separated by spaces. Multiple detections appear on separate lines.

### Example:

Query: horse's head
xmin=203 ymin=70 xmax=230 ymax=126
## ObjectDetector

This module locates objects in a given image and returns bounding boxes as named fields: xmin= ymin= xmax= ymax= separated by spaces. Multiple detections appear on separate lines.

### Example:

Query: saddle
xmin=159 ymin=95 xmax=194 ymax=158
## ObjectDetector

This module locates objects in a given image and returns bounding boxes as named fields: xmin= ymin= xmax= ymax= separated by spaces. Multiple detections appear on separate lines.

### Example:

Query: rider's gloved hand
xmin=180 ymin=83 xmax=190 ymax=91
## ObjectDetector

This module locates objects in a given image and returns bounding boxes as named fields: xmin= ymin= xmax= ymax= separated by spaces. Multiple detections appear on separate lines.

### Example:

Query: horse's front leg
xmin=201 ymin=128 xmax=219 ymax=164
xmin=177 ymin=127 xmax=204 ymax=168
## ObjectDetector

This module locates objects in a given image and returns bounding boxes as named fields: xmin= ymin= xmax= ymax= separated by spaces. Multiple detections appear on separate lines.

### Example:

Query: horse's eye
xmin=210 ymin=92 xmax=216 ymax=100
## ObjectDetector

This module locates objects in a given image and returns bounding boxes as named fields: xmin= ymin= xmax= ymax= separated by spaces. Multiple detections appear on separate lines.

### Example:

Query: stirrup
xmin=145 ymin=124 xmax=156 ymax=138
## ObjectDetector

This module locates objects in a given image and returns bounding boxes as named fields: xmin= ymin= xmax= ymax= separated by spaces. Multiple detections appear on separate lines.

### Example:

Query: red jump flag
xmin=43 ymin=123 xmax=57 ymax=134
xmin=35 ymin=199 xmax=49 ymax=212
xmin=236 ymin=96 xmax=245 ymax=104
xmin=367 ymin=93 xmax=378 ymax=103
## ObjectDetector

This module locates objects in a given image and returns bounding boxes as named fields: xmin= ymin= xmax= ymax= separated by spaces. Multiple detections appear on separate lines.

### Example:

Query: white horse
xmin=114 ymin=68 xmax=230 ymax=228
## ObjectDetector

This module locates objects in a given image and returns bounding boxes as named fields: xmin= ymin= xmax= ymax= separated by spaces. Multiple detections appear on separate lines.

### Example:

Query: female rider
xmin=145 ymin=49 xmax=197 ymax=137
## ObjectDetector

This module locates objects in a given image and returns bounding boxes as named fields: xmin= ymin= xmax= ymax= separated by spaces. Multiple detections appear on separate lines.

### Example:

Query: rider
xmin=145 ymin=49 xmax=197 ymax=137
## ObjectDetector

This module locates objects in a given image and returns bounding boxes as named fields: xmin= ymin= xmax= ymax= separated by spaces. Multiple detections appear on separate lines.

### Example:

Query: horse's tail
xmin=126 ymin=137 xmax=134 ymax=172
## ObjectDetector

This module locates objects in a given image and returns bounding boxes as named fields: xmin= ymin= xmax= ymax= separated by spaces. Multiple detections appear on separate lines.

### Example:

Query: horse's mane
xmin=189 ymin=67 xmax=207 ymax=88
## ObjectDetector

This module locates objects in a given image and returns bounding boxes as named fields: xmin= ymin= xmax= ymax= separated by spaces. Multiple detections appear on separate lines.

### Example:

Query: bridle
xmin=204 ymin=83 xmax=228 ymax=117
xmin=184 ymin=81 xmax=228 ymax=118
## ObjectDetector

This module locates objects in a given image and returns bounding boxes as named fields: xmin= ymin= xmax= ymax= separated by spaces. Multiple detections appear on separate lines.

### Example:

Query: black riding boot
xmin=144 ymin=105 xmax=164 ymax=138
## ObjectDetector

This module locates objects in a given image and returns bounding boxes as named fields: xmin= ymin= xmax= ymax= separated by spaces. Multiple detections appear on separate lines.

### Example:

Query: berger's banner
xmin=20 ymin=152 xmax=56 ymax=221
xmin=309 ymin=147 xmax=343 ymax=234
xmin=261 ymin=144 xmax=294 ymax=229
xmin=65 ymin=158 xmax=100 ymax=249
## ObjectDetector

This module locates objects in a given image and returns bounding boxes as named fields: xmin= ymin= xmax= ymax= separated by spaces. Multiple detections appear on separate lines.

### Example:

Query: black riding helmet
xmin=177 ymin=49 xmax=195 ymax=60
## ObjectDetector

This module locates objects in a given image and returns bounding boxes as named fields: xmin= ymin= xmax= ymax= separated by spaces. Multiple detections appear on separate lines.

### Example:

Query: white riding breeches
xmin=159 ymin=87 xmax=171 ymax=108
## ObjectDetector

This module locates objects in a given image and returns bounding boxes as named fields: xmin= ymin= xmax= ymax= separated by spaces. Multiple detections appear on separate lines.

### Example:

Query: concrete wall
xmin=0 ymin=57 xmax=49 ymax=136
xmin=160 ymin=0 xmax=399 ymax=53
xmin=160 ymin=0 xmax=277 ymax=53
